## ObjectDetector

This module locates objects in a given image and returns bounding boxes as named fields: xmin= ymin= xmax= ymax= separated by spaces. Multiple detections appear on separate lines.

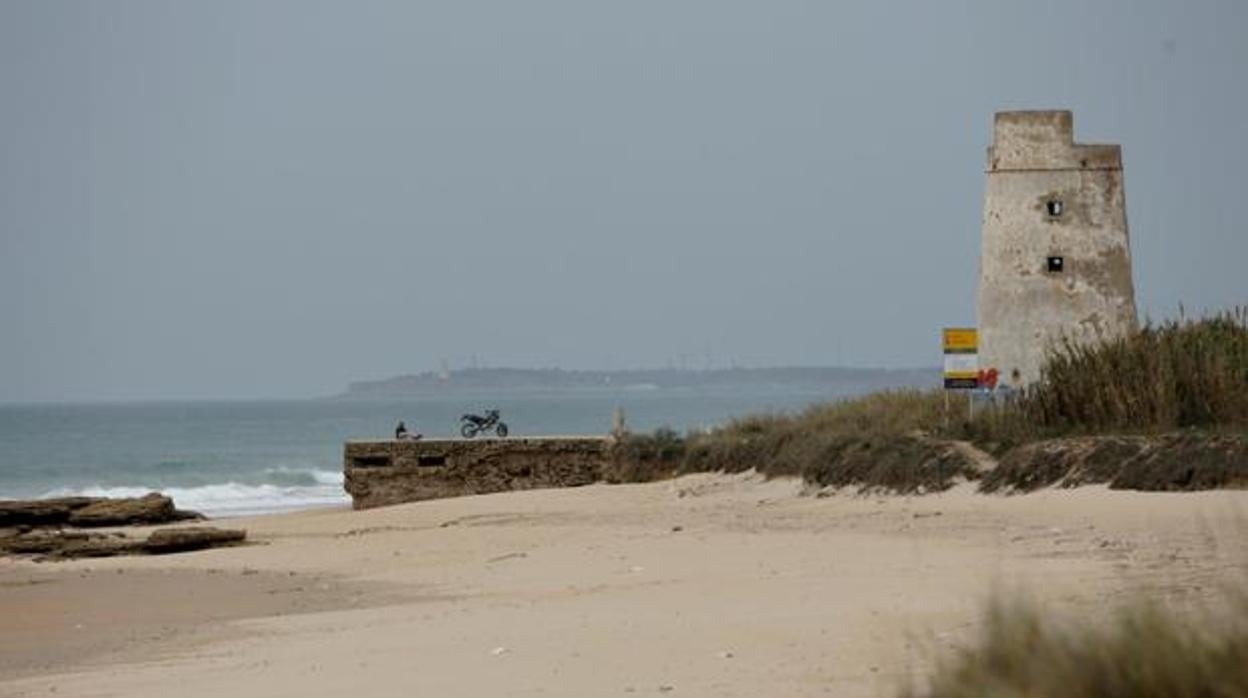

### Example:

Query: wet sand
xmin=2 ymin=473 xmax=1245 ymax=697
xmin=0 ymin=567 xmax=400 ymax=679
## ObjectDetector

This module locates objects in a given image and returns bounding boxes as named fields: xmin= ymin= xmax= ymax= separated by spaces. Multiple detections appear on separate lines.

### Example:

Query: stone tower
xmin=977 ymin=110 xmax=1138 ymax=387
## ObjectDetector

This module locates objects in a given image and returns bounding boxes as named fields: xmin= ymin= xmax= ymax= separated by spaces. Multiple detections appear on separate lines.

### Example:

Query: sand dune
xmin=3 ymin=473 xmax=1246 ymax=697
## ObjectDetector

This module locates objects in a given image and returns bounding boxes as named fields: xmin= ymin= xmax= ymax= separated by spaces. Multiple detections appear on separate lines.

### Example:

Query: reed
xmin=1023 ymin=307 xmax=1248 ymax=433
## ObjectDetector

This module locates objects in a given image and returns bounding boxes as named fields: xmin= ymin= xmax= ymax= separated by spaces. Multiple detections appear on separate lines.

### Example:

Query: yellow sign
xmin=942 ymin=328 xmax=978 ymax=354
xmin=943 ymin=327 xmax=979 ymax=389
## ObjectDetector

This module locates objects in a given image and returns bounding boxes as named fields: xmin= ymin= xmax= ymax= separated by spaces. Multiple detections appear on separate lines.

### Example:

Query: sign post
xmin=942 ymin=328 xmax=979 ymax=426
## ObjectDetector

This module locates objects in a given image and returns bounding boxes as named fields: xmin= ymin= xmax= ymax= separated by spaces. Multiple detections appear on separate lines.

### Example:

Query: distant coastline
xmin=336 ymin=366 xmax=940 ymax=399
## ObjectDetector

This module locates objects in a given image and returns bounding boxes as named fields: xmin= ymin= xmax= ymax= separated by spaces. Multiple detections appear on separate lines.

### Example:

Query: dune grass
xmin=609 ymin=390 xmax=978 ymax=491
xmin=1024 ymin=307 xmax=1248 ymax=434
xmin=904 ymin=592 xmax=1248 ymax=698
xmin=611 ymin=309 xmax=1248 ymax=490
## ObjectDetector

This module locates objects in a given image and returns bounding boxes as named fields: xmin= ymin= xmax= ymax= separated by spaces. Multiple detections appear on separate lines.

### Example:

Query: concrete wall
xmin=343 ymin=437 xmax=613 ymax=509
xmin=977 ymin=110 xmax=1138 ymax=386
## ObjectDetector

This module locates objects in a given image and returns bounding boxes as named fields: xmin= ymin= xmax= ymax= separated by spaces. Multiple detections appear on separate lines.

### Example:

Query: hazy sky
xmin=2 ymin=1 xmax=1245 ymax=402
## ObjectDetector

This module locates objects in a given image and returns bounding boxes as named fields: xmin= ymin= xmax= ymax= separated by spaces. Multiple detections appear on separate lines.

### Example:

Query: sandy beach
xmin=2 ymin=473 xmax=1246 ymax=697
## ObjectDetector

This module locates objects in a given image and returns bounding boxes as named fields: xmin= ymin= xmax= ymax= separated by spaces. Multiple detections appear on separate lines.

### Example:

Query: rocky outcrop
xmin=69 ymin=493 xmax=195 ymax=527
xmin=0 ymin=493 xmax=203 ymax=529
xmin=144 ymin=526 xmax=246 ymax=553
xmin=0 ymin=497 xmax=101 ymax=527
xmin=0 ymin=526 xmax=246 ymax=561
xmin=0 ymin=530 xmax=141 ymax=558
xmin=0 ymin=492 xmax=226 ymax=561
xmin=344 ymin=438 xmax=611 ymax=509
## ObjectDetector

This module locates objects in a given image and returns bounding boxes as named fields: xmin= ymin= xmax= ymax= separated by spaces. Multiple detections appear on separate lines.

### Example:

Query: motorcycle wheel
xmin=495 ymin=423 xmax=509 ymax=438
xmin=461 ymin=423 xmax=478 ymax=439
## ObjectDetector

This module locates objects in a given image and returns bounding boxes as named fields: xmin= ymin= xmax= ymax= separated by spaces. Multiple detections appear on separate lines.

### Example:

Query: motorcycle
xmin=460 ymin=409 xmax=509 ymax=439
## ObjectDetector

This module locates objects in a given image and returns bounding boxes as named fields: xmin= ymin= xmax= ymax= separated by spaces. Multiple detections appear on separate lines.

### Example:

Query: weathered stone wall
xmin=343 ymin=437 xmax=613 ymax=509
xmin=977 ymin=110 xmax=1138 ymax=386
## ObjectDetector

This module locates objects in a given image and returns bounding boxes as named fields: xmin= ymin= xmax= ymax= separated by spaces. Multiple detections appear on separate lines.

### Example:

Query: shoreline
xmin=3 ymin=474 xmax=1246 ymax=696
xmin=8 ymin=482 xmax=351 ymax=521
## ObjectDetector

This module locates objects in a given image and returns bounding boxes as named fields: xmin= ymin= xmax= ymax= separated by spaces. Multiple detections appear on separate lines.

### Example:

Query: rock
xmin=0 ymin=497 xmax=100 ymax=527
xmin=0 ymin=493 xmax=204 ymax=529
xmin=0 ymin=530 xmax=143 ymax=559
xmin=68 ymin=493 xmax=176 ymax=527
xmin=170 ymin=508 xmax=208 ymax=522
xmin=59 ymin=536 xmax=146 ymax=558
xmin=143 ymin=527 xmax=246 ymax=554
xmin=1 ymin=530 xmax=63 ymax=555
xmin=2 ymin=526 xmax=244 ymax=560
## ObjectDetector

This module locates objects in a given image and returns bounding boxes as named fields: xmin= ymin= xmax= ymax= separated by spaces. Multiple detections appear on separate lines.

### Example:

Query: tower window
xmin=1047 ymin=256 xmax=1065 ymax=273
xmin=1046 ymin=200 xmax=1064 ymax=217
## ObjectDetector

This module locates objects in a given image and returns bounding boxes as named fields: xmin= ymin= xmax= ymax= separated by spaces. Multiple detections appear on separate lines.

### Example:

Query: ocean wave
xmin=44 ymin=472 xmax=349 ymax=518
xmin=261 ymin=466 xmax=344 ymax=487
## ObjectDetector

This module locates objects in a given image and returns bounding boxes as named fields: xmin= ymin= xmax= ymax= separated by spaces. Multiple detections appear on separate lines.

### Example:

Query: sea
xmin=0 ymin=387 xmax=856 ymax=518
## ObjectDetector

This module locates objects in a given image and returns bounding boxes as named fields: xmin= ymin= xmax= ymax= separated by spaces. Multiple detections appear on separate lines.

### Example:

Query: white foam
xmin=260 ymin=466 xmax=345 ymax=487
xmin=45 ymin=471 xmax=350 ymax=518
xmin=312 ymin=470 xmax=345 ymax=486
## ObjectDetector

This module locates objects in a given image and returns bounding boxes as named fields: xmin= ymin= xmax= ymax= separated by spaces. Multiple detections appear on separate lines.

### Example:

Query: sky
xmin=1 ymin=0 xmax=1245 ymax=402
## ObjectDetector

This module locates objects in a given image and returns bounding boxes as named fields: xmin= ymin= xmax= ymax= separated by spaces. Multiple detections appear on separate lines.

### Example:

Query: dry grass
xmin=1024 ymin=307 xmax=1248 ymax=434
xmin=609 ymin=390 xmax=980 ymax=492
xmin=904 ymin=591 xmax=1248 ymax=698
xmin=610 ymin=309 xmax=1248 ymax=491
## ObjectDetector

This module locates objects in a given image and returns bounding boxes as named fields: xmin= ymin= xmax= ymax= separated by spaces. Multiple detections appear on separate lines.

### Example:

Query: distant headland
xmin=336 ymin=366 xmax=939 ymax=399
